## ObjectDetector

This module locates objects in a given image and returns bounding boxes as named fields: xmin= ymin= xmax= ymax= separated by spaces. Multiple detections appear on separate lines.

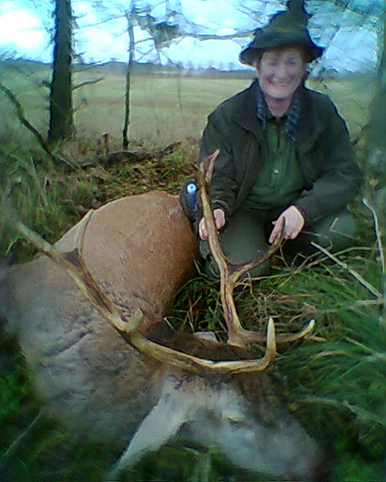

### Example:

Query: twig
xmin=296 ymin=396 xmax=386 ymax=427
xmin=363 ymin=197 xmax=385 ymax=274
xmin=363 ymin=197 xmax=386 ymax=326
xmin=0 ymin=411 xmax=45 ymax=470
xmin=73 ymin=77 xmax=104 ymax=90
xmin=0 ymin=82 xmax=76 ymax=169
xmin=0 ymin=82 xmax=55 ymax=161
xmin=311 ymin=242 xmax=381 ymax=298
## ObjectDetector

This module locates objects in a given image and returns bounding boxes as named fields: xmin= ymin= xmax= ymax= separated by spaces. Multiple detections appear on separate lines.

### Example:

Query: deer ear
xmin=55 ymin=209 xmax=94 ymax=253
xmin=107 ymin=381 xmax=193 ymax=478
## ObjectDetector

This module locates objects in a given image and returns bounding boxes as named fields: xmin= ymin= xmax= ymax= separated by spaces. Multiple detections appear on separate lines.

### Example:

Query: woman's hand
xmin=269 ymin=205 xmax=305 ymax=244
xmin=199 ymin=208 xmax=226 ymax=240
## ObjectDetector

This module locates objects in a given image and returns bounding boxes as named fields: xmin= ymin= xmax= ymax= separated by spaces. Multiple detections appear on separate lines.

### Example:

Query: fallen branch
xmin=79 ymin=141 xmax=181 ymax=168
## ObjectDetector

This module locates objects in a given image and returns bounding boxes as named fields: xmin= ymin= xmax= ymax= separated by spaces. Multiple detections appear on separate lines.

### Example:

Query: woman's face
xmin=255 ymin=46 xmax=307 ymax=104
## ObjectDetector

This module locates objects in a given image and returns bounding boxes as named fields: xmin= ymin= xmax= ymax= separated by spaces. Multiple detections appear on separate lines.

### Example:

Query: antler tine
xmin=9 ymin=216 xmax=279 ymax=375
xmin=200 ymin=148 xmax=219 ymax=184
xmin=195 ymin=150 xmax=229 ymax=278
xmin=230 ymin=218 xmax=284 ymax=282
xmin=196 ymin=151 xmax=250 ymax=347
xmin=197 ymin=151 xmax=313 ymax=350
xmin=196 ymin=152 xmax=279 ymax=348
xmin=10 ymin=218 xmax=139 ymax=334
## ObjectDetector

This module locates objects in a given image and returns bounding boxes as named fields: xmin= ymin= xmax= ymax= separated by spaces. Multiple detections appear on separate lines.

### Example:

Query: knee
xmin=297 ymin=210 xmax=358 ymax=255
xmin=202 ymin=253 xmax=270 ymax=280
xmin=313 ymin=212 xmax=358 ymax=252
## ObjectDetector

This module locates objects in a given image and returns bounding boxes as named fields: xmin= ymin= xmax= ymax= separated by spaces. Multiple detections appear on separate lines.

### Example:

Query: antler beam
xmin=196 ymin=150 xmax=314 ymax=349
xmin=9 ymin=217 xmax=276 ymax=375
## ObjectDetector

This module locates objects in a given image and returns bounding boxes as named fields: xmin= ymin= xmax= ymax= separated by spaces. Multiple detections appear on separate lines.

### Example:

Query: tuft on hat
xmin=239 ymin=0 xmax=324 ymax=66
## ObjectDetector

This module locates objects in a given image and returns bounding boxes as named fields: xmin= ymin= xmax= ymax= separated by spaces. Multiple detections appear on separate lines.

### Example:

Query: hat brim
xmin=239 ymin=33 xmax=324 ymax=66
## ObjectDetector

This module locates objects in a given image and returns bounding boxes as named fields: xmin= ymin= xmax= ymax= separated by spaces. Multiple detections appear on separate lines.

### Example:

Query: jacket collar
xmin=233 ymin=80 xmax=323 ymax=152
xmin=233 ymin=79 xmax=262 ymax=136
xmin=296 ymin=86 xmax=324 ymax=154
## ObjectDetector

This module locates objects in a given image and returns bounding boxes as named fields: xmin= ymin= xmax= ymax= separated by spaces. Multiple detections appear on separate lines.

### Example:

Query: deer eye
xmin=227 ymin=418 xmax=247 ymax=429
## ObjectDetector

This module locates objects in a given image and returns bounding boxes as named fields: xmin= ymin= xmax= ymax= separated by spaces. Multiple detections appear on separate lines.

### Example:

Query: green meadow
xmin=0 ymin=60 xmax=384 ymax=481
xmin=0 ymin=60 xmax=375 ymax=146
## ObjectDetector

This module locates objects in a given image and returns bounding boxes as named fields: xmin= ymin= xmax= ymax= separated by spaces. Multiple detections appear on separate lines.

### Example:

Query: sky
xmin=0 ymin=0 xmax=383 ymax=72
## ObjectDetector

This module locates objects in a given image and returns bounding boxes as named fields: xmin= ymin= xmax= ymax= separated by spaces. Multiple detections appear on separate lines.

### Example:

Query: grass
xmin=167 ymin=252 xmax=385 ymax=481
xmin=0 ymin=61 xmax=385 ymax=481
xmin=0 ymin=60 xmax=374 ymax=146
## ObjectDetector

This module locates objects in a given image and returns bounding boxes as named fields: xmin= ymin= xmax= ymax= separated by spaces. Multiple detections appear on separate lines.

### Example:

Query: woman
xmin=188 ymin=1 xmax=363 ymax=278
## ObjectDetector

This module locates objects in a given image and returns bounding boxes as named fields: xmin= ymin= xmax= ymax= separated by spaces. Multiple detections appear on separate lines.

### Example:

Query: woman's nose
xmin=275 ymin=63 xmax=287 ymax=78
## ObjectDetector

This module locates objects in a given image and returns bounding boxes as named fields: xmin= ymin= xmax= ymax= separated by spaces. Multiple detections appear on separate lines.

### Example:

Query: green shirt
xmin=243 ymin=116 xmax=305 ymax=211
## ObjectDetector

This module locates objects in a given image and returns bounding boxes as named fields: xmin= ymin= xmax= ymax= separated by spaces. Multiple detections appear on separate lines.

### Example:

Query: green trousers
xmin=199 ymin=206 xmax=358 ymax=279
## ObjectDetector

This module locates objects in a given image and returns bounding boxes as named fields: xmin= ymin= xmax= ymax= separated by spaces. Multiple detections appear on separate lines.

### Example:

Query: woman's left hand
xmin=199 ymin=208 xmax=226 ymax=240
xmin=269 ymin=205 xmax=305 ymax=244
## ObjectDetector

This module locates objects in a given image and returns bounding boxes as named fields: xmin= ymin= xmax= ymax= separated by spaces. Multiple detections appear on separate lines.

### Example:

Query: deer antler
xmin=196 ymin=150 xmax=314 ymax=348
xmin=9 ymin=217 xmax=276 ymax=374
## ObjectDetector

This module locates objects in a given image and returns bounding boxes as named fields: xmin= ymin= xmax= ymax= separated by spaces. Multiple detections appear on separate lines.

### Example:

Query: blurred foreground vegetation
xmin=0 ymin=63 xmax=385 ymax=481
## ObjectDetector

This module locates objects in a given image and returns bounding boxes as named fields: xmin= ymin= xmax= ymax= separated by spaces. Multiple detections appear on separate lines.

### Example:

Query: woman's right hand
xmin=199 ymin=208 xmax=226 ymax=240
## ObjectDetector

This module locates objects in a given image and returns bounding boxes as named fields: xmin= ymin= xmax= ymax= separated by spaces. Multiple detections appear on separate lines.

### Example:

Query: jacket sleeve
xmin=197 ymin=108 xmax=239 ymax=220
xmin=294 ymin=98 xmax=363 ymax=225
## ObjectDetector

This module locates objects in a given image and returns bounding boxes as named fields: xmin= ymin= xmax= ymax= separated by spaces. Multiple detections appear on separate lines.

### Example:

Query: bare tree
xmin=121 ymin=3 xmax=181 ymax=148
xmin=122 ymin=5 xmax=136 ymax=150
xmin=48 ymin=0 xmax=74 ymax=143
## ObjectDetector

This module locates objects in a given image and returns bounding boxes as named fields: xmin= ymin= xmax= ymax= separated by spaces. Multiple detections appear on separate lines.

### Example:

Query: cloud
xmin=0 ymin=7 xmax=45 ymax=57
xmin=165 ymin=36 xmax=244 ymax=69
xmin=0 ymin=0 xmax=381 ymax=73
xmin=324 ymin=26 xmax=378 ymax=73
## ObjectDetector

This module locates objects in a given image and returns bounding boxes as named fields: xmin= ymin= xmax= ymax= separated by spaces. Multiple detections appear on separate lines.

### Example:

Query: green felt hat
xmin=239 ymin=0 xmax=324 ymax=65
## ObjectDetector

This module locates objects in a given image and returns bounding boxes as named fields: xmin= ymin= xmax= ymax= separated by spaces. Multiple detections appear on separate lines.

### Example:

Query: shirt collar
xmin=255 ymin=81 xmax=300 ymax=144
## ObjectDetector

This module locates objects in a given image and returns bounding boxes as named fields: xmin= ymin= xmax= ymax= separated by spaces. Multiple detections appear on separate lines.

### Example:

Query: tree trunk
xmin=366 ymin=16 xmax=386 ymax=325
xmin=122 ymin=12 xmax=135 ymax=150
xmin=48 ymin=0 xmax=74 ymax=143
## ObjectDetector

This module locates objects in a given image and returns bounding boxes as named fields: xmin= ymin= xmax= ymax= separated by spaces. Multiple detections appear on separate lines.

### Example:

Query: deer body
xmin=2 ymin=191 xmax=322 ymax=480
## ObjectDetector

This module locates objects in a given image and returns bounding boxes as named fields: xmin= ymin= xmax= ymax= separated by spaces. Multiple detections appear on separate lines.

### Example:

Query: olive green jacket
xmin=198 ymin=80 xmax=363 ymax=226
